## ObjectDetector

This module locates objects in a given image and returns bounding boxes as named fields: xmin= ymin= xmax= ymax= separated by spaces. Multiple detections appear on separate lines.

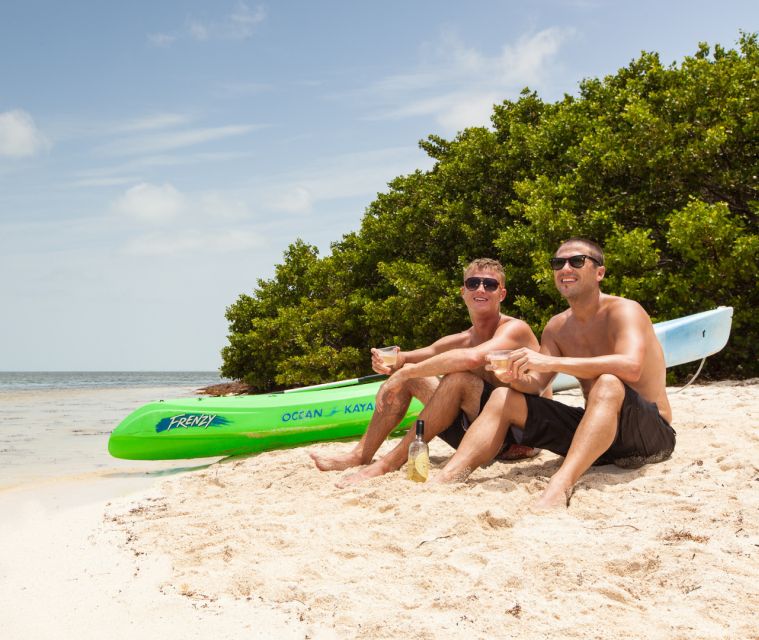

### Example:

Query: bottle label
xmin=407 ymin=451 xmax=429 ymax=482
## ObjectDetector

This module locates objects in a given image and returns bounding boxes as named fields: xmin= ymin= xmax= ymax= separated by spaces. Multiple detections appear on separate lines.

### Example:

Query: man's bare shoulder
xmin=602 ymin=294 xmax=651 ymax=324
xmin=543 ymin=308 xmax=572 ymax=334
xmin=495 ymin=315 xmax=534 ymax=335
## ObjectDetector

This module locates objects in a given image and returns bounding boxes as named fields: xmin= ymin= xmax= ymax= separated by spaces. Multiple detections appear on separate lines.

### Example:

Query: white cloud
xmin=107 ymin=146 xmax=429 ymax=256
xmin=188 ymin=21 xmax=209 ymax=41
xmin=501 ymin=28 xmax=569 ymax=82
xmin=113 ymin=182 xmax=187 ymax=224
xmin=0 ymin=109 xmax=50 ymax=157
xmin=112 ymin=181 xmax=253 ymax=227
xmin=435 ymin=93 xmax=502 ymax=132
xmin=225 ymin=3 xmax=266 ymax=39
xmin=123 ymin=229 xmax=262 ymax=256
xmin=266 ymin=186 xmax=314 ymax=214
xmin=154 ymin=3 xmax=266 ymax=46
xmin=118 ymin=113 xmax=193 ymax=132
xmin=148 ymin=32 xmax=176 ymax=47
xmin=256 ymin=146 xmax=432 ymax=212
xmin=65 ymin=150 xmax=255 ymax=190
xmin=101 ymin=123 xmax=265 ymax=156
xmin=70 ymin=175 xmax=140 ymax=188
xmin=218 ymin=81 xmax=273 ymax=96
xmin=361 ymin=27 xmax=573 ymax=132
xmin=197 ymin=192 xmax=253 ymax=220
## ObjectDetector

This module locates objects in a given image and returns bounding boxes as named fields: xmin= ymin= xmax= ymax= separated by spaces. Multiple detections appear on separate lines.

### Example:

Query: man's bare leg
xmin=336 ymin=372 xmax=485 ymax=487
xmin=533 ymin=374 xmax=623 ymax=510
xmin=309 ymin=377 xmax=438 ymax=471
xmin=433 ymin=387 xmax=527 ymax=483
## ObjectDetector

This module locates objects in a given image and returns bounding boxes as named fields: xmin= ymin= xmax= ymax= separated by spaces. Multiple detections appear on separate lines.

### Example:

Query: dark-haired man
xmin=434 ymin=239 xmax=676 ymax=510
xmin=309 ymin=258 xmax=546 ymax=486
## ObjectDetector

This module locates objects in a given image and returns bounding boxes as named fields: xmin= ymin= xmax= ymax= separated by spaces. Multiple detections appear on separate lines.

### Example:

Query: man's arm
xmin=390 ymin=319 xmax=538 ymax=382
xmin=371 ymin=331 xmax=471 ymax=375
xmin=508 ymin=302 xmax=648 ymax=384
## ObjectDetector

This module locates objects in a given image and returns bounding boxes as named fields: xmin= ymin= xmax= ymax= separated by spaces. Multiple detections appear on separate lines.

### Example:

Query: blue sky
xmin=0 ymin=1 xmax=755 ymax=372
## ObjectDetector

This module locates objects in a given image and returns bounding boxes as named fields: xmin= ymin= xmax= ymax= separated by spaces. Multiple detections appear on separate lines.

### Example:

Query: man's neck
xmin=469 ymin=309 xmax=504 ymax=339
xmin=567 ymin=290 xmax=604 ymax=322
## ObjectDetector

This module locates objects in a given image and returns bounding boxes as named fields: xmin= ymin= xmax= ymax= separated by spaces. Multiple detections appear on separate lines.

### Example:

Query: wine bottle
xmin=407 ymin=419 xmax=429 ymax=482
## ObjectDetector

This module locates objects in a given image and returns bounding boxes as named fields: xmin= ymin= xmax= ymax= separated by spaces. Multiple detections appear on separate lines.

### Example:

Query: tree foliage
xmin=222 ymin=34 xmax=758 ymax=390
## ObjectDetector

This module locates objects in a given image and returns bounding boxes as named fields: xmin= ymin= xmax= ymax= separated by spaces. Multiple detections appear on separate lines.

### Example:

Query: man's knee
xmin=488 ymin=386 xmax=509 ymax=404
xmin=440 ymin=370 xmax=478 ymax=385
xmin=402 ymin=376 xmax=434 ymax=395
xmin=589 ymin=374 xmax=625 ymax=405
xmin=488 ymin=387 xmax=527 ymax=427
xmin=437 ymin=371 xmax=481 ymax=396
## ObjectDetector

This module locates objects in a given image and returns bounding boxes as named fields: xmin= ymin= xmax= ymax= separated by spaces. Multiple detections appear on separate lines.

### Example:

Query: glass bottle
xmin=407 ymin=419 xmax=429 ymax=482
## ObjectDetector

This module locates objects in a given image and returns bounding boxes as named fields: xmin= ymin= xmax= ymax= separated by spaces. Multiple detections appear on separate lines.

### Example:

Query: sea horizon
xmin=0 ymin=370 xmax=230 ymax=392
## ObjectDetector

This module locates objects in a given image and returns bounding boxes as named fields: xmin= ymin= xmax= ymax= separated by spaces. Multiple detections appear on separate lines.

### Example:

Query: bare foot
xmin=308 ymin=449 xmax=363 ymax=472
xmin=531 ymin=484 xmax=573 ymax=512
xmin=431 ymin=465 xmax=473 ymax=484
xmin=335 ymin=463 xmax=387 ymax=488
xmin=496 ymin=444 xmax=541 ymax=461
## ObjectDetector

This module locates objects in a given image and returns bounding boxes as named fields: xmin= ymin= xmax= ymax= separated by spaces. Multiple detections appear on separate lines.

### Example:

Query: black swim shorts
xmin=437 ymin=380 xmax=495 ymax=450
xmin=517 ymin=384 xmax=676 ymax=467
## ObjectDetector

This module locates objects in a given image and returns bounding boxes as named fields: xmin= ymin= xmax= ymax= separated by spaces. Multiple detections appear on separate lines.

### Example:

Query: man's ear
xmin=500 ymin=287 xmax=507 ymax=302
xmin=596 ymin=266 xmax=606 ymax=282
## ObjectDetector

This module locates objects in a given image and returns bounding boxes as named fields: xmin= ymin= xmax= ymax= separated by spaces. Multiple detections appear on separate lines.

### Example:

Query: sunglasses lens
xmin=465 ymin=277 xmax=500 ymax=291
xmin=482 ymin=278 xmax=499 ymax=291
xmin=550 ymin=255 xmax=593 ymax=269
xmin=568 ymin=255 xmax=587 ymax=268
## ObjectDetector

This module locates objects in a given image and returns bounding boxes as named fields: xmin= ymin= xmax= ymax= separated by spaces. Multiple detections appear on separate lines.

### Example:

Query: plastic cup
xmin=377 ymin=346 xmax=399 ymax=366
xmin=488 ymin=349 xmax=513 ymax=371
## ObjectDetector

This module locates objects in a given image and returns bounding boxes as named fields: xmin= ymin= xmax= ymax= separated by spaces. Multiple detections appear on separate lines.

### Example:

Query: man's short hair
xmin=558 ymin=237 xmax=605 ymax=266
xmin=464 ymin=258 xmax=505 ymax=285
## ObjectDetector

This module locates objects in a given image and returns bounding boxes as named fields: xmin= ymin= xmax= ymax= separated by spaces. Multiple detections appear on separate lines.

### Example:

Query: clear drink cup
xmin=487 ymin=349 xmax=513 ymax=372
xmin=377 ymin=345 xmax=399 ymax=367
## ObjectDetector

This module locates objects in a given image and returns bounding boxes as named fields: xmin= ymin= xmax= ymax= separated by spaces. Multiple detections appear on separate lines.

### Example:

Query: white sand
xmin=2 ymin=381 xmax=758 ymax=639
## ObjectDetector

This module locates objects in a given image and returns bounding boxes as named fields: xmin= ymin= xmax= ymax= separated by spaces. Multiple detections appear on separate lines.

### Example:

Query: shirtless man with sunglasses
xmin=309 ymin=258 xmax=548 ymax=486
xmin=433 ymin=238 xmax=676 ymax=510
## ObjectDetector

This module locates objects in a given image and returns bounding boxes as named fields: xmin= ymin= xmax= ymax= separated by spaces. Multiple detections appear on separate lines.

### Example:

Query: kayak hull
xmin=108 ymin=379 xmax=420 ymax=460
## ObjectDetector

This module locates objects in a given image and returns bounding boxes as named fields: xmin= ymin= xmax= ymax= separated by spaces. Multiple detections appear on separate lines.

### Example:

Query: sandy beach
xmin=2 ymin=380 xmax=758 ymax=639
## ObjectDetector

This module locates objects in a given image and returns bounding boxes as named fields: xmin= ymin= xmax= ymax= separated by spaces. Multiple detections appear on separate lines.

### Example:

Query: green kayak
xmin=108 ymin=375 xmax=422 ymax=460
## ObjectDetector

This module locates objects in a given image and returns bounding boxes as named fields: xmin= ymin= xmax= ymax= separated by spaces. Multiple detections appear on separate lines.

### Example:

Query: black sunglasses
xmin=464 ymin=277 xmax=500 ymax=292
xmin=549 ymin=254 xmax=603 ymax=270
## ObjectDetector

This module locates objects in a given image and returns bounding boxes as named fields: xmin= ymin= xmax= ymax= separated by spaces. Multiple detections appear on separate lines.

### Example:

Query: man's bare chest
xmin=557 ymin=322 xmax=613 ymax=357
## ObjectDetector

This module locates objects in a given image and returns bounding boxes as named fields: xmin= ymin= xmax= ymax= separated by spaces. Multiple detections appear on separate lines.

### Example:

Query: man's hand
xmin=370 ymin=347 xmax=404 ymax=375
xmin=506 ymin=347 xmax=556 ymax=379
xmin=485 ymin=354 xmax=518 ymax=385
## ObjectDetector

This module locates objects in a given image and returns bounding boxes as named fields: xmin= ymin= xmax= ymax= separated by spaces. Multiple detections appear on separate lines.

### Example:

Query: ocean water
xmin=0 ymin=370 xmax=227 ymax=391
xmin=0 ymin=372 xmax=230 ymax=494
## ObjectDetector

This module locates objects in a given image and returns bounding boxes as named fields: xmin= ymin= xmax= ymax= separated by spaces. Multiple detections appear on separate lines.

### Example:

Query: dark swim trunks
xmin=517 ymin=384 xmax=676 ymax=467
xmin=437 ymin=381 xmax=495 ymax=450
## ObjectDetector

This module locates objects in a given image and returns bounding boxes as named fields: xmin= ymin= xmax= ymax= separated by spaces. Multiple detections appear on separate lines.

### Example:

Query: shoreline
xmin=2 ymin=380 xmax=758 ymax=639
xmin=0 ymin=383 xmax=220 ymax=492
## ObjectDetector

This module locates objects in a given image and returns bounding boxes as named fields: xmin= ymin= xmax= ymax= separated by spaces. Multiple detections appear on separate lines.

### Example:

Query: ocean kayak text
xmin=280 ymin=402 xmax=375 ymax=423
